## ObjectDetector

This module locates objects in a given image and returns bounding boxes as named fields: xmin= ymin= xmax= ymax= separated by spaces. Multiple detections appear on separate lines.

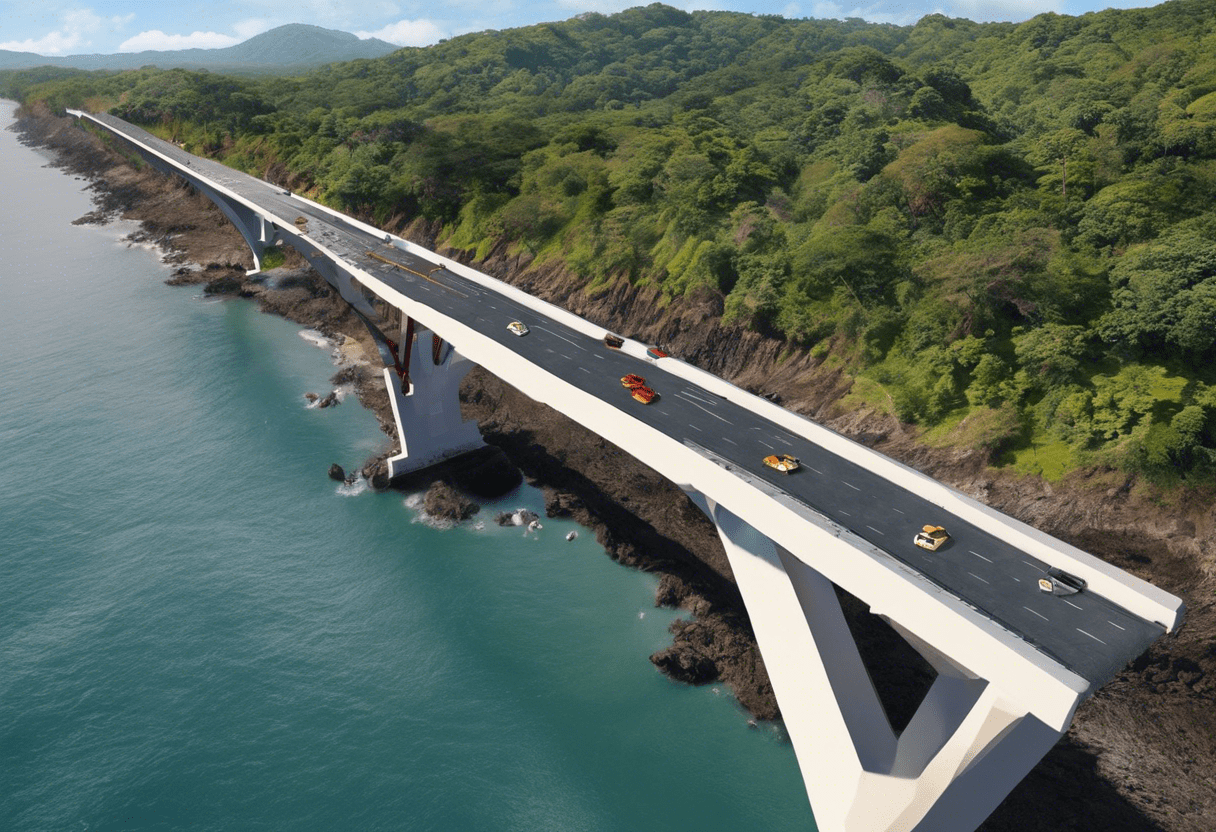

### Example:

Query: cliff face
xmin=18 ymin=106 xmax=1216 ymax=832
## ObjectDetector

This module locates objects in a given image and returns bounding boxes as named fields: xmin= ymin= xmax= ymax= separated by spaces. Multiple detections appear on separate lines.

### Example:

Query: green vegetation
xmin=7 ymin=1 xmax=1216 ymax=483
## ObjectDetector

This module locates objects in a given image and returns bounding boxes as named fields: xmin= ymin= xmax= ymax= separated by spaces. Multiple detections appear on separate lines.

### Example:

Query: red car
xmin=631 ymin=385 xmax=658 ymax=404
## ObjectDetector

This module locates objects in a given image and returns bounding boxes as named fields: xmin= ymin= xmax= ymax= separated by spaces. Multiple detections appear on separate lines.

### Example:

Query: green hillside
xmin=8 ymin=0 xmax=1216 ymax=483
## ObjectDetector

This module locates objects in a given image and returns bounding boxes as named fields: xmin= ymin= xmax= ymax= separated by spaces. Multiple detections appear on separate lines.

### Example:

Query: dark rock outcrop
xmin=328 ymin=463 xmax=346 ymax=482
xmin=423 ymin=481 xmax=480 ymax=522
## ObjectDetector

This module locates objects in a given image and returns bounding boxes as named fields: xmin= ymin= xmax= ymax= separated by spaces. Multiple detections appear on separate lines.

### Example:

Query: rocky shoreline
xmin=15 ymin=104 xmax=1215 ymax=831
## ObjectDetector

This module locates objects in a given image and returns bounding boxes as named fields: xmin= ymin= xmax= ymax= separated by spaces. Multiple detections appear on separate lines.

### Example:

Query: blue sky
xmin=0 ymin=0 xmax=1169 ymax=56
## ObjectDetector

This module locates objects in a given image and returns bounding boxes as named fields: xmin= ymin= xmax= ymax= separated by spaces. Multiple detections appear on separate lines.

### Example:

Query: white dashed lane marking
xmin=969 ymin=550 xmax=993 ymax=563
xmin=1077 ymin=628 xmax=1107 ymax=645
xmin=1023 ymin=606 xmax=1049 ymax=621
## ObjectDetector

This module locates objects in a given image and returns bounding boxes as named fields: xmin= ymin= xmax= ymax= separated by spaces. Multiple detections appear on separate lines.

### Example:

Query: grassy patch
xmin=260 ymin=247 xmax=287 ymax=270
xmin=921 ymin=407 xmax=973 ymax=445
xmin=840 ymin=375 xmax=897 ymax=417
xmin=1003 ymin=437 xmax=1074 ymax=482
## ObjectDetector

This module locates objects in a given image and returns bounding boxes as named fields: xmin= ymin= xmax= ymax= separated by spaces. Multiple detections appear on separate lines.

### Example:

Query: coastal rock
xmin=545 ymin=490 xmax=584 ymax=518
xmin=654 ymin=573 xmax=689 ymax=608
xmin=650 ymin=643 xmax=719 ymax=685
xmin=423 ymin=481 xmax=480 ymax=522
xmin=328 ymin=463 xmax=346 ymax=482
xmin=317 ymin=391 xmax=339 ymax=408
xmin=496 ymin=508 xmax=538 ymax=527
xmin=362 ymin=458 xmax=391 ymax=491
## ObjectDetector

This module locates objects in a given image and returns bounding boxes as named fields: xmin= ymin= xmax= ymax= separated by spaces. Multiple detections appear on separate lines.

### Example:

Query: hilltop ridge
xmin=0 ymin=23 xmax=398 ymax=73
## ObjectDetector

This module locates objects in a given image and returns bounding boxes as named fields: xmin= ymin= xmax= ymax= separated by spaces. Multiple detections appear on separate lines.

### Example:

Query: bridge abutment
xmin=683 ymin=490 xmax=1076 ymax=832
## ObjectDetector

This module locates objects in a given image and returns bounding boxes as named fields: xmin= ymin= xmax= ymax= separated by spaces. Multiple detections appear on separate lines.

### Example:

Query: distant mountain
xmin=0 ymin=24 xmax=398 ymax=73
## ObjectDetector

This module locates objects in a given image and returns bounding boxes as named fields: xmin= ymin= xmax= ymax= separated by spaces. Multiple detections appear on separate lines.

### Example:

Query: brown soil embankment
xmin=16 ymin=104 xmax=1214 ymax=832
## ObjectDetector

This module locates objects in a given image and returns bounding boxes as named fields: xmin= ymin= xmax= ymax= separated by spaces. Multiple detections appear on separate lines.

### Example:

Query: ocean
xmin=0 ymin=100 xmax=814 ymax=831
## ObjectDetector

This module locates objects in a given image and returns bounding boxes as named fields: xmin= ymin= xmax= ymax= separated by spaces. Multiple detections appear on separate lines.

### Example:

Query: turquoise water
xmin=0 ymin=101 xmax=813 ymax=831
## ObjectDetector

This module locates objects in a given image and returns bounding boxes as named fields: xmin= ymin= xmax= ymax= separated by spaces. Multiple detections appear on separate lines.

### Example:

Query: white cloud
xmin=0 ymin=30 xmax=83 ymax=55
xmin=356 ymin=19 xmax=446 ymax=46
xmin=0 ymin=8 xmax=103 ymax=55
xmin=233 ymin=18 xmax=275 ymax=40
xmin=114 ymin=18 xmax=274 ymax=53
xmin=783 ymin=2 xmax=803 ymax=18
xmin=118 ymin=30 xmax=241 ymax=52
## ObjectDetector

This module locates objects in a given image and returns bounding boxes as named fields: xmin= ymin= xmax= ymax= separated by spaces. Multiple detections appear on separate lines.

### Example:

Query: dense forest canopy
xmin=7 ymin=0 xmax=1216 ymax=483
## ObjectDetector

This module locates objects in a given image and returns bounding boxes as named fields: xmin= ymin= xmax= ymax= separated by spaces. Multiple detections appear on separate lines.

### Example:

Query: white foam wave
xmin=336 ymin=477 xmax=368 ymax=497
xmin=298 ymin=329 xmax=332 ymax=350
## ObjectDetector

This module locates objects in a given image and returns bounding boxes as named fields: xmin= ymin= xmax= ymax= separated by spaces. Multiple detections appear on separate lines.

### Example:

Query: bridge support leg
xmin=193 ymin=181 xmax=279 ymax=275
xmin=382 ymin=322 xmax=484 ymax=479
xmin=682 ymin=490 xmax=1071 ymax=832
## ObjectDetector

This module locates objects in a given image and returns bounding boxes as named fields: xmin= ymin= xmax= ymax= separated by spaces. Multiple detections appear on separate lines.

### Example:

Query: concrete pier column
xmin=192 ymin=180 xmax=277 ymax=275
xmin=683 ymin=490 xmax=1076 ymax=832
xmin=383 ymin=323 xmax=484 ymax=479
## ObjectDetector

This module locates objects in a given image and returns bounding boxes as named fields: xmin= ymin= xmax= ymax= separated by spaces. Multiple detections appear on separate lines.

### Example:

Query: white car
xmin=1038 ymin=568 xmax=1086 ymax=596
xmin=507 ymin=321 xmax=529 ymax=337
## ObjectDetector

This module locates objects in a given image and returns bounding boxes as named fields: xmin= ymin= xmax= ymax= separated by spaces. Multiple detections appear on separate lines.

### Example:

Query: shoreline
xmin=14 ymin=103 xmax=1215 ymax=831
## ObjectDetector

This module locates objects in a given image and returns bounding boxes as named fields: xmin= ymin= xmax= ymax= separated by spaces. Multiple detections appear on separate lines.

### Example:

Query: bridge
xmin=69 ymin=109 xmax=1184 ymax=832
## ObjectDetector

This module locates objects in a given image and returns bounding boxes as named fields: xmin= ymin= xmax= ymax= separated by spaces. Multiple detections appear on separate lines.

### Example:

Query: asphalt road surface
xmin=86 ymin=112 xmax=1166 ymax=688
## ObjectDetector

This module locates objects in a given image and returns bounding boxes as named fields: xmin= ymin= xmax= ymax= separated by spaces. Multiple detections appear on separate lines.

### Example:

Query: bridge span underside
xmin=69 ymin=109 xmax=1185 ymax=832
